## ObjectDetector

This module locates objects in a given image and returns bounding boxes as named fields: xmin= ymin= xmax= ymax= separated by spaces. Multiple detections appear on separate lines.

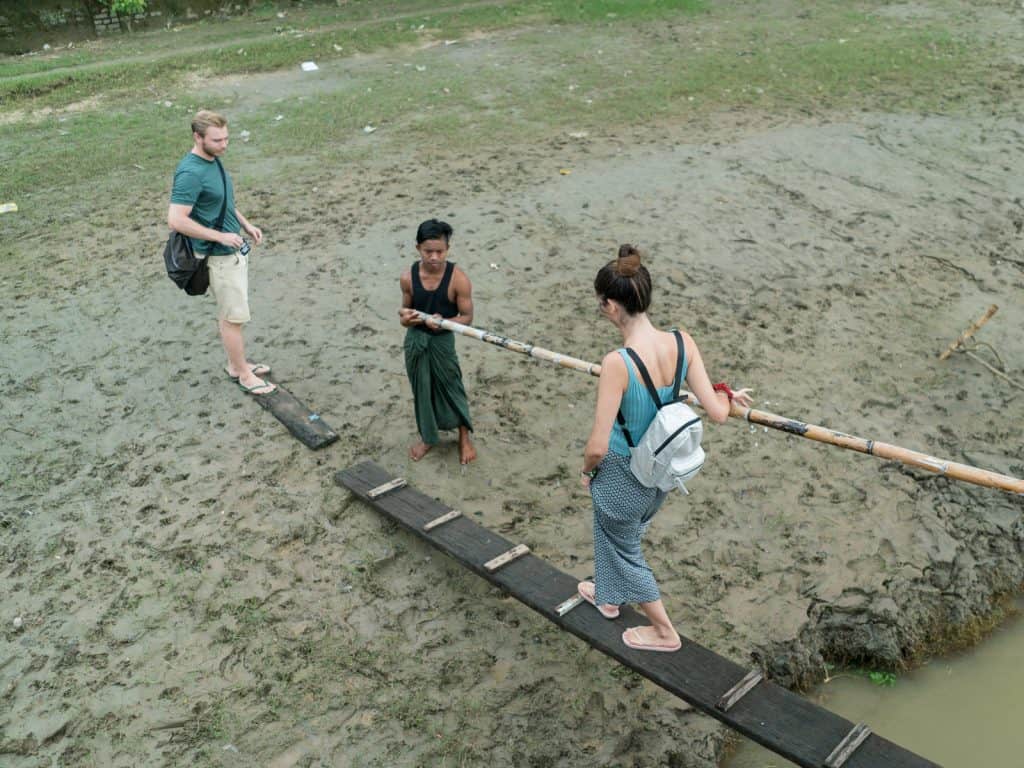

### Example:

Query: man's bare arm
xmin=235 ymin=209 xmax=263 ymax=245
xmin=398 ymin=270 xmax=421 ymax=326
xmin=167 ymin=203 xmax=242 ymax=249
xmin=451 ymin=268 xmax=474 ymax=326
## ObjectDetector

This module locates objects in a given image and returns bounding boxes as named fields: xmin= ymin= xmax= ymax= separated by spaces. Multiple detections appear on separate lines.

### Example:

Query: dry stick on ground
xmin=939 ymin=305 xmax=1023 ymax=389
xmin=969 ymin=340 xmax=1006 ymax=370
xmin=1 ymin=425 xmax=36 ymax=437
xmin=146 ymin=719 xmax=191 ymax=733
xmin=921 ymin=253 xmax=980 ymax=284
xmin=413 ymin=311 xmax=1024 ymax=495
xmin=960 ymin=348 xmax=1024 ymax=392
xmin=938 ymin=304 xmax=998 ymax=361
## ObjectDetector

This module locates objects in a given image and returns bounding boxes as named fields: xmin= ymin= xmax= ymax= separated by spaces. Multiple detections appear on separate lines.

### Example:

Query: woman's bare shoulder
xmin=601 ymin=349 xmax=626 ymax=368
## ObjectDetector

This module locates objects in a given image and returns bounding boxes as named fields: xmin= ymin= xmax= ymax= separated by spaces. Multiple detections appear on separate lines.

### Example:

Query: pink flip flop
xmin=577 ymin=581 xmax=619 ymax=619
xmin=622 ymin=627 xmax=682 ymax=653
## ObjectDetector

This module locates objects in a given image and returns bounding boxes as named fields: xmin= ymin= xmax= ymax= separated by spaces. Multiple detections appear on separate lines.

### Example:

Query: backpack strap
xmin=616 ymin=332 xmax=686 ymax=446
xmin=670 ymin=329 xmax=685 ymax=402
xmin=624 ymin=348 xmax=664 ymax=410
xmin=615 ymin=410 xmax=635 ymax=448
xmin=617 ymin=348 xmax=661 ymax=450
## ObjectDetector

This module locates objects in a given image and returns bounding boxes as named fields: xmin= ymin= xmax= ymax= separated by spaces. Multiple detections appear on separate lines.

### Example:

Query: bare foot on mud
xmin=409 ymin=441 xmax=433 ymax=461
xmin=458 ymin=428 xmax=476 ymax=465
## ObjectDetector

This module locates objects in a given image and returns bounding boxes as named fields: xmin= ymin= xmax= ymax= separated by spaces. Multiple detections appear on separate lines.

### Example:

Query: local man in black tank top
xmin=398 ymin=219 xmax=477 ymax=464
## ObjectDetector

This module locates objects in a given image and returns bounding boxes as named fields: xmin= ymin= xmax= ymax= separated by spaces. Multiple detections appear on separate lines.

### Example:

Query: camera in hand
xmin=239 ymin=239 xmax=251 ymax=256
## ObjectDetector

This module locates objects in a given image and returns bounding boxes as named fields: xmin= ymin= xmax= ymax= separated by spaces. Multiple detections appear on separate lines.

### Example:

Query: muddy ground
xmin=3 ymin=5 xmax=1024 ymax=768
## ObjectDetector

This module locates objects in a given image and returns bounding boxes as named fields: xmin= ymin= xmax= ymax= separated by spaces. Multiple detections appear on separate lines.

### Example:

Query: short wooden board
xmin=252 ymin=382 xmax=338 ymax=450
xmin=336 ymin=462 xmax=939 ymax=768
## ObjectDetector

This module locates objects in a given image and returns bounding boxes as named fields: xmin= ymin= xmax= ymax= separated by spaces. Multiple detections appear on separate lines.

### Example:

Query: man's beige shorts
xmin=207 ymin=252 xmax=250 ymax=323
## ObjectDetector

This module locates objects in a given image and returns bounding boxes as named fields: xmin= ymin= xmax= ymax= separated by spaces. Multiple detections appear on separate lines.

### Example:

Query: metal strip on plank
xmin=484 ymin=543 xmax=530 ymax=572
xmin=423 ymin=509 xmax=462 ymax=531
xmin=716 ymin=670 xmax=763 ymax=712
xmin=555 ymin=593 xmax=585 ymax=616
xmin=824 ymin=723 xmax=872 ymax=768
xmin=367 ymin=477 xmax=406 ymax=499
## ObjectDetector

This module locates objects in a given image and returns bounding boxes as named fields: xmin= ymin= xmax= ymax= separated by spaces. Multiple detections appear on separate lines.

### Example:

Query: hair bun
xmin=616 ymin=243 xmax=642 ymax=278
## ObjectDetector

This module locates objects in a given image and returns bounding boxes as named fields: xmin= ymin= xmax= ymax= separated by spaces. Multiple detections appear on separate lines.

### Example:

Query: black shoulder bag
xmin=164 ymin=158 xmax=228 ymax=296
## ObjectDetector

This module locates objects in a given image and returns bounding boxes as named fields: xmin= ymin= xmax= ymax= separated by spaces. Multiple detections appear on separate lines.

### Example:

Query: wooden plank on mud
xmin=335 ymin=461 xmax=940 ymax=768
xmin=252 ymin=383 xmax=338 ymax=450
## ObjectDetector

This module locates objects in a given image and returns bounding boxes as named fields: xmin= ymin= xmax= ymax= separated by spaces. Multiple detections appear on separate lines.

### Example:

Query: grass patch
xmin=544 ymin=0 xmax=705 ymax=23
xmin=0 ymin=0 xmax=1010 ymax=238
xmin=0 ymin=0 xmax=706 ymax=111
xmin=0 ymin=0 xmax=438 ymax=78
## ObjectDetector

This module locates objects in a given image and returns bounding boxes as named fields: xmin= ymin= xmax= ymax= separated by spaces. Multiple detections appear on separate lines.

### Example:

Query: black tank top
xmin=411 ymin=261 xmax=458 ymax=333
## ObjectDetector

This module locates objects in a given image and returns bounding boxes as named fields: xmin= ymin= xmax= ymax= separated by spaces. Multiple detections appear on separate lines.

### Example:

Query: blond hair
xmin=191 ymin=110 xmax=227 ymax=137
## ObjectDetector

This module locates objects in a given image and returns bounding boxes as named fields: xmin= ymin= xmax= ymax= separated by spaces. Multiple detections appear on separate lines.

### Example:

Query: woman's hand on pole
xmin=731 ymin=388 xmax=755 ymax=408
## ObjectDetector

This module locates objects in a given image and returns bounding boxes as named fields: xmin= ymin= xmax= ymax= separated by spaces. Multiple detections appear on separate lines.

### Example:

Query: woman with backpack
xmin=577 ymin=245 xmax=754 ymax=652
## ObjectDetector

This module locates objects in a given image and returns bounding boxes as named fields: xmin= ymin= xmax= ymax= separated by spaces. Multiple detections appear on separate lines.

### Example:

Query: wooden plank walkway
xmin=337 ymin=461 xmax=940 ymax=768
xmin=252 ymin=382 xmax=338 ymax=450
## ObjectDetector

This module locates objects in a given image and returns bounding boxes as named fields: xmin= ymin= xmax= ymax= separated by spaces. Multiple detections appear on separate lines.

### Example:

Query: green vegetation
xmin=186 ymin=699 xmax=232 ymax=744
xmin=107 ymin=0 xmax=148 ymax=22
xmin=0 ymin=0 xmax=705 ymax=102
xmin=0 ymin=0 xmax=1015 ymax=239
xmin=868 ymin=669 xmax=897 ymax=687
xmin=823 ymin=663 xmax=899 ymax=688
xmin=108 ymin=0 xmax=147 ymax=12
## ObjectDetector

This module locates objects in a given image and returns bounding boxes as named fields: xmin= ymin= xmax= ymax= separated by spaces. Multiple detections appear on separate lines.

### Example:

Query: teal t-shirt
xmin=169 ymin=153 xmax=241 ymax=255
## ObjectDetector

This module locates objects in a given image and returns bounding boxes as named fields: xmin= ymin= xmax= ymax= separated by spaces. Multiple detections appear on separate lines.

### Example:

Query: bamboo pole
xmin=413 ymin=311 xmax=1024 ymax=496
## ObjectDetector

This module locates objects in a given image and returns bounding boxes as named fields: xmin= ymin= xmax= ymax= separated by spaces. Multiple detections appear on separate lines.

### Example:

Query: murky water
xmin=723 ymin=599 xmax=1024 ymax=768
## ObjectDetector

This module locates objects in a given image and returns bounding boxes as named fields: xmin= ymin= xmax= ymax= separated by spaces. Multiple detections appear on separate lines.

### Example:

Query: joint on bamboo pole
xmin=938 ymin=304 xmax=998 ymax=361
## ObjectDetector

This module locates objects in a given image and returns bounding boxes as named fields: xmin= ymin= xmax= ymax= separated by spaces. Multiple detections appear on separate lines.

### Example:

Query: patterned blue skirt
xmin=590 ymin=452 xmax=668 ymax=606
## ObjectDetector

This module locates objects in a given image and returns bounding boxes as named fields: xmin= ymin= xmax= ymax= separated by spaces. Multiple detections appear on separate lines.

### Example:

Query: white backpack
xmin=617 ymin=330 xmax=705 ymax=494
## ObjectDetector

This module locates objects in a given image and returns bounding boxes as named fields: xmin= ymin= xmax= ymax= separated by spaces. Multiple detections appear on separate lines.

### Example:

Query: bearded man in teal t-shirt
xmin=167 ymin=110 xmax=274 ymax=395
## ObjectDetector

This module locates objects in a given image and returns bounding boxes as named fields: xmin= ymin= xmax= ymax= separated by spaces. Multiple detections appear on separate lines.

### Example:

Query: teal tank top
xmin=608 ymin=346 xmax=689 ymax=457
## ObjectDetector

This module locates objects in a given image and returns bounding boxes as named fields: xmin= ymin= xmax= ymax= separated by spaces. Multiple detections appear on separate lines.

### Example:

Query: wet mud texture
xmin=4 ymin=39 xmax=1024 ymax=768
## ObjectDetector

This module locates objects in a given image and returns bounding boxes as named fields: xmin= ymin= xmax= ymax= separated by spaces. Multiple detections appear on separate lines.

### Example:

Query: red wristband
xmin=713 ymin=382 xmax=734 ymax=402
